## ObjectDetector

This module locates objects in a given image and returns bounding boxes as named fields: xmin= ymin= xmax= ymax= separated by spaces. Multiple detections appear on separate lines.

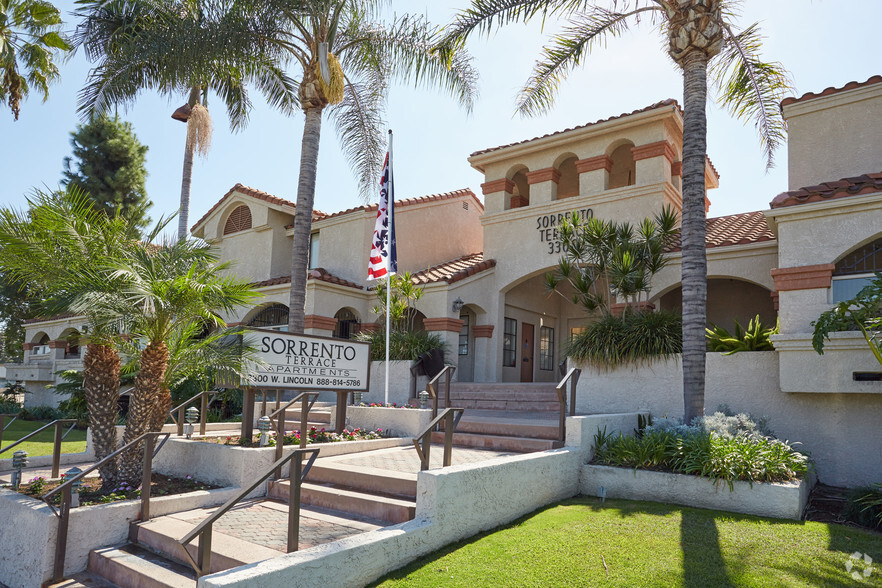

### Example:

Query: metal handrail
xmin=42 ymin=431 xmax=171 ymax=583
xmin=169 ymin=390 xmax=220 ymax=436
xmin=425 ymin=365 xmax=456 ymax=419
xmin=412 ymin=408 xmax=464 ymax=471
xmin=177 ymin=447 xmax=320 ymax=577
xmin=0 ymin=419 xmax=77 ymax=479
xmin=554 ymin=368 xmax=582 ymax=443
xmin=267 ymin=392 xmax=320 ymax=479
xmin=0 ymin=413 xmax=19 ymax=453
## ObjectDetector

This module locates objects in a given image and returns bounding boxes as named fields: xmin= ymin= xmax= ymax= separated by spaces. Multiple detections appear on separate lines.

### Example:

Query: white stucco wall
xmin=573 ymin=351 xmax=882 ymax=487
xmin=366 ymin=361 xmax=413 ymax=406
xmin=339 ymin=406 xmax=433 ymax=438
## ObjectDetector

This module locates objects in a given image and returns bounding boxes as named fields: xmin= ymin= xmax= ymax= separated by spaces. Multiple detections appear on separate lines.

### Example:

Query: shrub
xmin=706 ymin=315 xmax=778 ymax=354
xmin=20 ymin=405 xmax=64 ymax=421
xmin=356 ymin=329 xmax=446 ymax=362
xmin=593 ymin=412 xmax=808 ymax=488
xmin=567 ymin=310 xmax=681 ymax=368
xmin=0 ymin=399 xmax=21 ymax=414
xmin=845 ymin=484 xmax=882 ymax=531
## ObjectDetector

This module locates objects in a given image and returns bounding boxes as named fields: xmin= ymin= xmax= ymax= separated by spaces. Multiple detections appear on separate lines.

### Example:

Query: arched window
xmin=247 ymin=304 xmax=289 ymax=331
xmin=833 ymin=237 xmax=882 ymax=301
xmin=333 ymin=308 xmax=361 ymax=339
xmin=608 ymin=143 xmax=636 ymax=189
xmin=223 ymin=205 xmax=252 ymax=235
xmin=509 ymin=169 xmax=530 ymax=209
xmin=556 ymin=156 xmax=579 ymax=199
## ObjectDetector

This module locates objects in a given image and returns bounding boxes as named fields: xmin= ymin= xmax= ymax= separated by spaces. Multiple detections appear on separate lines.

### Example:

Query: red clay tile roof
xmin=23 ymin=313 xmax=78 ymax=325
xmin=191 ymin=184 xmax=327 ymax=232
xmin=409 ymin=253 xmax=496 ymax=285
xmin=309 ymin=188 xmax=482 ymax=224
xmin=781 ymin=75 xmax=882 ymax=107
xmin=470 ymin=100 xmax=680 ymax=157
xmin=253 ymin=269 xmax=364 ymax=291
xmin=770 ymin=173 xmax=882 ymax=209
xmin=665 ymin=211 xmax=775 ymax=253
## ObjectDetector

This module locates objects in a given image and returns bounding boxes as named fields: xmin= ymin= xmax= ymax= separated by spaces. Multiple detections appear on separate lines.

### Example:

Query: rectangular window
xmin=459 ymin=314 xmax=470 ymax=355
xmin=308 ymin=233 xmax=320 ymax=269
xmin=832 ymin=274 xmax=874 ymax=302
xmin=570 ymin=326 xmax=587 ymax=340
xmin=539 ymin=326 xmax=554 ymax=371
xmin=503 ymin=318 xmax=517 ymax=367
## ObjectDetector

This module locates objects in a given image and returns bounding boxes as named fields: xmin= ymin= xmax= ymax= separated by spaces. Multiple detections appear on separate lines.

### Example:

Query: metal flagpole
xmin=385 ymin=130 xmax=393 ymax=405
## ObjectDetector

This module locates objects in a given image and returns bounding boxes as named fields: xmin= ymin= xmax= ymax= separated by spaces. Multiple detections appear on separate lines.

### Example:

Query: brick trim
xmin=48 ymin=340 xmax=67 ymax=349
xmin=510 ymin=195 xmax=529 ymax=209
xmin=575 ymin=155 xmax=613 ymax=174
xmin=473 ymin=325 xmax=495 ymax=338
xmin=423 ymin=317 xmax=465 ymax=333
xmin=770 ymin=291 xmax=779 ymax=312
xmin=671 ymin=161 xmax=682 ymax=176
xmin=771 ymin=264 xmax=835 ymax=291
xmin=358 ymin=322 xmax=381 ymax=334
xmin=22 ymin=343 xmax=34 ymax=351
xmin=481 ymin=178 xmax=515 ymax=195
xmin=631 ymin=141 xmax=676 ymax=163
xmin=304 ymin=315 xmax=338 ymax=331
xmin=526 ymin=168 xmax=561 ymax=185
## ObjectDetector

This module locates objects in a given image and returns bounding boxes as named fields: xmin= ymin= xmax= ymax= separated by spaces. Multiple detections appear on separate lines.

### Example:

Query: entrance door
xmin=520 ymin=322 xmax=534 ymax=382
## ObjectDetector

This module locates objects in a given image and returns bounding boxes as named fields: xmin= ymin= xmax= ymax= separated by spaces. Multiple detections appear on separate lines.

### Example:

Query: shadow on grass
xmin=681 ymin=507 xmax=734 ymax=587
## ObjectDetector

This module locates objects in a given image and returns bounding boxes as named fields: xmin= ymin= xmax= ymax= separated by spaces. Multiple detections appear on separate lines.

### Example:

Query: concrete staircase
xmin=269 ymin=460 xmax=417 ymax=524
xmin=424 ymin=383 xmax=564 ymax=452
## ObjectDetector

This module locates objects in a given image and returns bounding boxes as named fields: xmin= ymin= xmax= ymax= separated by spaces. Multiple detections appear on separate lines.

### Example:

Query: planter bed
xmin=580 ymin=464 xmax=813 ymax=520
xmin=0 ymin=484 xmax=239 ymax=588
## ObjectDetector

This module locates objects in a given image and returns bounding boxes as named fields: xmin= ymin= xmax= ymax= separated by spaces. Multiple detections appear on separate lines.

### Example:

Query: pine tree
xmin=62 ymin=115 xmax=151 ymax=228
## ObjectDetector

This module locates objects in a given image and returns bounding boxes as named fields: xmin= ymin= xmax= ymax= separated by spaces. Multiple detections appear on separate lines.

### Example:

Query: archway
xmin=333 ymin=308 xmax=361 ymax=339
xmin=655 ymin=278 xmax=776 ymax=333
xmin=608 ymin=142 xmax=636 ymax=189
xmin=246 ymin=303 xmax=290 ymax=331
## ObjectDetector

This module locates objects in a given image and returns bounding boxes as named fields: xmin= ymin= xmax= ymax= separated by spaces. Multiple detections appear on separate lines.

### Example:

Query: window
xmin=570 ymin=326 xmax=587 ymax=340
xmin=539 ymin=326 xmax=554 ymax=371
xmin=248 ymin=304 xmax=289 ymax=331
xmin=459 ymin=313 xmax=470 ymax=356
xmin=833 ymin=237 xmax=882 ymax=302
xmin=503 ymin=318 xmax=517 ymax=367
xmin=334 ymin=308 xmax=360 ymax=339
xmin=308 ymin=233 xmax=320 ymax=269
xmin=223 ymin=205 xmax=252 ymax=235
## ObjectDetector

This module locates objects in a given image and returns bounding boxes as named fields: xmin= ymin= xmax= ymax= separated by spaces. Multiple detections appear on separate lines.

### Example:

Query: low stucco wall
xmin=198 ymin=413 xmax=643 ymax=588
xmin=337 ymin=406 xmax=433 ymax=438
xmin=580 ymin=465 xmax=812 ymax=520
xmin=153 ymin=437 xmax=410 ymax=498
xmin=366 ymin=360 xmax=413 ymax=406
xmin=573 ymin=351 xmax=882 ymax=487
xmin=0 ymin=486 xmax=239 ymax=588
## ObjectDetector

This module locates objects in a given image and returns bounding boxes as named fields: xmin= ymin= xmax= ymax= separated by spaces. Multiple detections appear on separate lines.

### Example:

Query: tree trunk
xmin=82 ymin=342 xmax=120 ymax=489
xmin=177 ymin=86 xmax=201 ymax=241
xmin=288 ymin=105 xmax=324 ymax=334
xmin=119 ymin=341 xmax=169 ymax=485
xmin=680 ymin=51 xmax=709 ymax=424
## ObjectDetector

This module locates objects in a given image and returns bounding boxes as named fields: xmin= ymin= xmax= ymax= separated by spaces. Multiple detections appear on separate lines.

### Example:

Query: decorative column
xmin=631 ymin=140 xmax=676 ymax=185
xmin=575 ymin=155 xmax=613 ymax=194
xmin=423 ymin=318 xmax=465 ymax=370
xmin=303 ymin=315 xmax=338 ymax=337
xmin=48 ymin=339 xmax=67 ymax=360
xmin=480 ymin=178 xmax=515 ymax=214
xmin=526 ymin=168 xmax=560 ymax=205
xmin=472 ymin=325 xmax=494 ymax=382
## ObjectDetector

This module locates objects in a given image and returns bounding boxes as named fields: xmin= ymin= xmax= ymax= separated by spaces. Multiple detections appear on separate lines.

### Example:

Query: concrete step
xmin=268 ymin=481 xmax=415 ymax=524
xmin=133 ymin=515 xmax=279 ymax=574
xmin=281 ymin=420 xmax=331 ymax=432
xmin=444 ymin=399 xmax=561 ymax=412
xmin=47 ymin=571 xmax=120 ymax=588
xmin=87 ymin=544 xmax=196 ymax=588
xmin=443 ymin=418 xmax=560 ymax=440
xmin=305 ymin=462 xmax=417 ymax=499
xmin=430 ymin=431 xmax=557 ymax=452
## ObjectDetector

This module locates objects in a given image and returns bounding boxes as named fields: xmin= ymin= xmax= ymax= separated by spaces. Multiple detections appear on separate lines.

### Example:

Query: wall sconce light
xmin=452 ymin=297 xmax=465 ymax=312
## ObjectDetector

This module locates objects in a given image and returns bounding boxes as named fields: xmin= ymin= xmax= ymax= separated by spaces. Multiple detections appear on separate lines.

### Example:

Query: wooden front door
xmin=521 ymin=322 xmax=534 ymax=382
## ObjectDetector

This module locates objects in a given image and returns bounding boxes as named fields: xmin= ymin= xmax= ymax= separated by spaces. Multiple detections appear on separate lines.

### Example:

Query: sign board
xmin=244 ymin=329 xmax=370 ymax=391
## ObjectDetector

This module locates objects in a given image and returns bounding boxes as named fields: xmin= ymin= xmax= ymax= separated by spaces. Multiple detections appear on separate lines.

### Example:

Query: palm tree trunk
xmin=177 ymin=86 xmax=202 ymax=241
xmin=288 ymin=105 xmax=324 ymax=334
xmin=680 ymin=51 xmax=709 ymax=424
xmin=119 ymin=341 xmax=169 ymax=485
xmin=82 ymin=342 xmax=120 ymax=489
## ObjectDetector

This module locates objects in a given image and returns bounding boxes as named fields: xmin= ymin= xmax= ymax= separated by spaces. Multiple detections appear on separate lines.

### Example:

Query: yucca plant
xmin=567 ymin=310 xmax=682 ymax=369
xmin=706 ymin=315 xmax=778 ymax=354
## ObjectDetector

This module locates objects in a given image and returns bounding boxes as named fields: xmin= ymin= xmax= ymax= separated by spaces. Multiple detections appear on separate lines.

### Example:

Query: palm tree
xmin=439 ymin=0 xmax=791 ymax=422
xmin=78 ymin=239 xmax=257 ymax=483
xmin=0 ymin=188 xmax=161 ymax=487
xmin=74 ymin=0 xmax=299 ymax=240
xmin=253 ymin=1 xmax=478 ymax=333
xmin=0 ymin=0 xmax=71 ymax=120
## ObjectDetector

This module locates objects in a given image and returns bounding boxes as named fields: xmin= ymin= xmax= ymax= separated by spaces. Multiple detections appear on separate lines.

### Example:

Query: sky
xmin=1 ymin=1 xmax=879 ymax=235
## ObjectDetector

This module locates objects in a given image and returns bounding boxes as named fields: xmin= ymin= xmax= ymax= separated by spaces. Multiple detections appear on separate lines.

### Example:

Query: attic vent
xmin=463 ymin=201 xmax=469 ymax=210
xmin=223 ymin=205 xmax=252 ymax=235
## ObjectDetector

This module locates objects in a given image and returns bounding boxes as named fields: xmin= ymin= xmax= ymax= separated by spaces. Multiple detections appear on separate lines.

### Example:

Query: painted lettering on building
xmin=536 ymin=209 xmax=594 ymax=254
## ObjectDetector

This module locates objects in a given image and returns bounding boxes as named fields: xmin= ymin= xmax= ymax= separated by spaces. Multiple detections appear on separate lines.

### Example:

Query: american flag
xmin=367 ymin=151 xmax=397 ymax=280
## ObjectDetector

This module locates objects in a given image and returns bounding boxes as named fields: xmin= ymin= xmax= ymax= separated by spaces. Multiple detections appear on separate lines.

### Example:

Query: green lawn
xmin=0 ymin=419 xmax=87 ymax=457
xmin=373 ymin=498 xmax=882 ymax=587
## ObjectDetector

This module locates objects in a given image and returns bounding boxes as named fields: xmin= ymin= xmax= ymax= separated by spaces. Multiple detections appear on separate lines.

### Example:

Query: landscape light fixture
xmin=66 ymin=467 xmax=83 ymax=507
xmin=11 ymin=450 xmax=28 ymax=490
xmin=185 ymin=406 xmax=199 ymax=439
xmin=418 ymin=391 xmax=429 ymax=409
xmin=258 ymin=416 xmax=272 ymax=447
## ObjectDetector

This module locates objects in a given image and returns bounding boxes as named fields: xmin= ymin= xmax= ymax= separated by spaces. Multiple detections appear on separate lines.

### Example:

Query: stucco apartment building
xmin=8 ymin=77 xmax=882 ymax=482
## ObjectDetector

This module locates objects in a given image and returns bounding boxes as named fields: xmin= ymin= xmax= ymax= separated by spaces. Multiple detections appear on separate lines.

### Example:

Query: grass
xmin=0 ymin=419 xmax=87 ymax=457
xmin=372 ymin=497 xmax=882 ymax=587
